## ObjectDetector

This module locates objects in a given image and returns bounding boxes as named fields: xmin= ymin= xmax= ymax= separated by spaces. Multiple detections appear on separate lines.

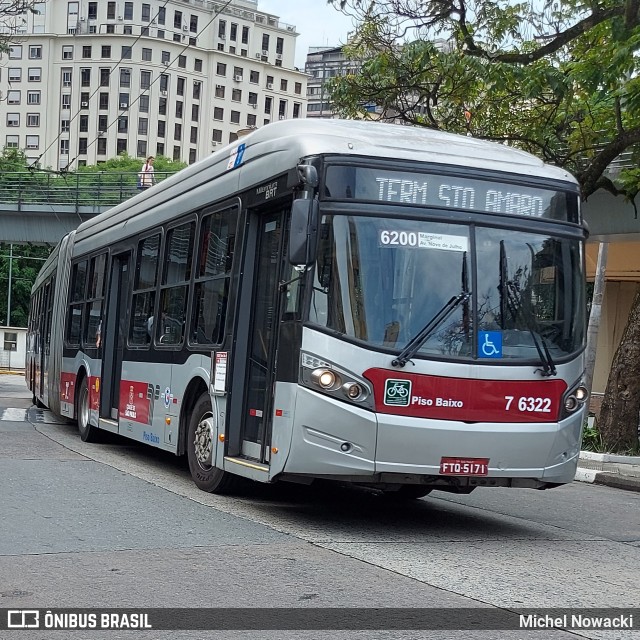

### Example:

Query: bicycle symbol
xmin=387 ymin=382 xmax=409 ymax=398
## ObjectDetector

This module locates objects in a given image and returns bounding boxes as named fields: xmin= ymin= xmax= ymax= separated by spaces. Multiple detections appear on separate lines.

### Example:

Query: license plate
xmin=440 ymin=457 xmax=489 ymax=476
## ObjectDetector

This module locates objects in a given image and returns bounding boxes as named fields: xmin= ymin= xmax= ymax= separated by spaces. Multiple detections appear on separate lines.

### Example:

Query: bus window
xmin=191 ymin=206 xmax=238 ymax=345
xmin=159 ymin=222 xmax=195 ymax=345
xmin=130 ymin=234 xmax=160 ymax=346
xmin=67 ymin=261 xmax=87 ymax=346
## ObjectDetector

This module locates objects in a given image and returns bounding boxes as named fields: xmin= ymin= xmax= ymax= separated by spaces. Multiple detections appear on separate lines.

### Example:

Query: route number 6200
xmin=504 ymin=395 xmax=552 ymax=413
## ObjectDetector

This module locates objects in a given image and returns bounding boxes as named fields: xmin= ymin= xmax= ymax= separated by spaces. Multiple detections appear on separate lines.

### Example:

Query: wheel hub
xmin=193 ymin=414 xmax=214 ymax=466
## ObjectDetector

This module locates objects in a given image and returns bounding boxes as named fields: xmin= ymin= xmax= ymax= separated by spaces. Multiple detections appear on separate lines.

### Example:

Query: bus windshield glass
xmin=309 ymin=215 xmax=585 ymax=361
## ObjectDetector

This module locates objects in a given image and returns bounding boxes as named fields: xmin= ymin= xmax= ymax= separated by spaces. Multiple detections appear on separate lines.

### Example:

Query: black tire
xmin=187 ymin=393 xmax=238 ymax=494
xmin=76 ymin=377 xmax=100 ymax=442
xmin=383 ymin=486 xmax=432 ymax=500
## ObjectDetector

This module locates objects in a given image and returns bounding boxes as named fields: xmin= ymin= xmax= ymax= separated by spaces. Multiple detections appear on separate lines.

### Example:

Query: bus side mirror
xmin=288 ymin=198 xmax=318 ymax=266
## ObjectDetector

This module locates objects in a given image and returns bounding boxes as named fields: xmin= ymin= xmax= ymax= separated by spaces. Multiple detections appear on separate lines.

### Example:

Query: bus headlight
xmin=301 ymin=352 xmax=374 ymax=410
xmin=561 ymin=381 xmax=589 ymax=417
xmin=311 ymin=368 xmax=341 ymax=390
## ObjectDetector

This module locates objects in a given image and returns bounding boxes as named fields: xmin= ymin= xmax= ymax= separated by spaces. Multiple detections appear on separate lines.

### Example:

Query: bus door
xmin=100 ymin=251 xmax=131 ymax=421
xmin=237 ymin=210 xmax=286 ymax=462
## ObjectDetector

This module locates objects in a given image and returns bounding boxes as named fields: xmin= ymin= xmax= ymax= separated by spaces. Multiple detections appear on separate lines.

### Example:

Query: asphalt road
xmin=1 ymin=374 xmax=638 ymax=639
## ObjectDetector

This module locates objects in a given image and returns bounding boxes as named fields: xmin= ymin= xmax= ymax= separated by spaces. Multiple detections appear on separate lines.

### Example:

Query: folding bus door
xmin=100 ymin=251 xmax=131 ymax=421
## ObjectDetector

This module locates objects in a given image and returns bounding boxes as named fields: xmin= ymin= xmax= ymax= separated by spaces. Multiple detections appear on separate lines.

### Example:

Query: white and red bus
xmin=26 ymin=119 xmax=588 ymax=497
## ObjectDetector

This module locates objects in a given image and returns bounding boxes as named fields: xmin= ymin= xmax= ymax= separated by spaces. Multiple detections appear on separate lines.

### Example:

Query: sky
xmin=256 ymin=0 xmax=356 ymax=69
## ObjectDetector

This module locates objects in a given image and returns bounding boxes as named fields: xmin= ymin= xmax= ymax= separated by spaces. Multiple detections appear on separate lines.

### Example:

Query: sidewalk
xmin=575 ymin=451 xmax=640 ymax=492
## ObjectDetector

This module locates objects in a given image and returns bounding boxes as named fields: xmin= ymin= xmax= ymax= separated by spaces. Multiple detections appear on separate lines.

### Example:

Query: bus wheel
xmin=187 ymin=393 xmax=237 ymax=494
xmin=383 ymin=486 xmax=432 ymax=500
xmin=76 ymin=377 xmax=98 ymax=442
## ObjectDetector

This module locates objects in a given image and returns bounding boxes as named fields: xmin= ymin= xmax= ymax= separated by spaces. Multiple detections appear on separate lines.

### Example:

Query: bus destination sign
xmin=324 ymin=166 xmax=577 ymax=222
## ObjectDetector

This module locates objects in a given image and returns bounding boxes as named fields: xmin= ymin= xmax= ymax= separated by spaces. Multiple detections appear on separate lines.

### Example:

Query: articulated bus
xmin=26 ymin=119 xmax=588 ymax=498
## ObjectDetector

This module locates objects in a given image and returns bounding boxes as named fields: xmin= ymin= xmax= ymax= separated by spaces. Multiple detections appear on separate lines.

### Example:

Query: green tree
xmin=328 ymin=0 xmax=640 ymax=451
xmin=0 ymin=243 xmax=52 ymax=327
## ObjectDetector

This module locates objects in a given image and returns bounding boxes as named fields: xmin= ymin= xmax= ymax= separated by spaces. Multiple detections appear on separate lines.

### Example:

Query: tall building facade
xmin=0 ymin=0 xmax=307 ymax=169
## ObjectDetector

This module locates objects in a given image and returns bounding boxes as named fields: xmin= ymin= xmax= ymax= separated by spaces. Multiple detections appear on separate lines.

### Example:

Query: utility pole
xmin=6 ymin=243 xmax=13 ymax=327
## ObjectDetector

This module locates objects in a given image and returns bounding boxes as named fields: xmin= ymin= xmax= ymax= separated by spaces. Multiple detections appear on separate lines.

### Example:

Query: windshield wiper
xmin=504 ymin=280 xmax=557 ymax=377
xmin=392 ymin=292 xmax=470 ymax=368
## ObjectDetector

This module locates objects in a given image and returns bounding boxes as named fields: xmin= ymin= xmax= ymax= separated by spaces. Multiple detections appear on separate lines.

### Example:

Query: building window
xmin=191 ymin=104 xmax=199 ymax=122
xmin=213 ymin=107 xmax=224 ymax=120
xmin=7 ymin=91 xmax=20 ymax=105
xmin=190 ymin=14 xmax=198 ymax=32
xmin=173 ymin=10 xmax=182 ymax=28
xmin=215 ymin=85 xmax=225 ymax=98
xmin=80 ymin=92 xmax=90 ymax=108
xmin=295 ymin=82 xmax=302 ymax=95
xmin=26 ymin=113 xmax=40 ymax=127
xmin=7 ymin=113 xmax=20 ymax=127
xmin=216 ymin=62 xmax=226 ymax=76
xmin=26 ymin=135 xmax=39 ymax=150
xmin=264 ymin=96 xmax=272 ymax=114
xmin=137 ymin=140 xmax=148 ymax=157
xmin=293 ymin=103 xmax=301 ymax=118
xmin=178 ymin=54 xmax=186 ymax=68
xmin=142 ymin=47 xmax=152 ymax=62
xmin=8 ymin=68 xmax=21 ymax=82
xmin=261 ymin=33 xmax=270 ymax=52
xmin=107 ymin=1 xmax=116 ymax=19
xmin=242 ymin=26 xmax=249 ymax=44
xmin=27 ymin=91 xmax=41 ymax=105
xmin=62 ymin=45 xmax=73 ymax=59
xmin=122 ymin=46 xmax=132 ymax=60
xmin=78 ymin=138 xmax=88 ymax=154
xmin=140 ymin=70 xmax=151 ymax=89
xmin=88 ymin=2 xmax=97 ymax=19
xmin=99 ymin=93 xmax=109 ymax=109
xmin=230 ymin=23 xmax=237 ymax=41
xmin=120 ymin=68 xmax=131 ymax=87
xmin=158 ymin=120 xmax=166 ymax=137
xmin=106 ymin=24 xmax=115 ymax=34
xmin=81 ymin=68 xmax=91 ymax=86
xmin=190 ymin=126 xmax=197 ymax=144
xmin=230 ymin=110 xmax=240 ymax=125
xmin=156 ymin=143 xmax=165 ymax=155
xmin=280 ymin=79 xmax=288 ymax=92
xmin=247 ymin=114 xmax=256 ymax=127
xmin=61 ymin=95 xmax=71 ymax=109
xmin=28 ymin=68 xmax=42 ymax=82
xmin=29 ymin=46 xmax=42 ymax=59
xmin=61 ymin=119 xmax=70 ymax=132
xmin=158 ymin=6 xmax=165 ymax=24
xmin=97 ymin=138 xmax=107 ymax=155
xmin=173 ymin=146 xmax=181 ymax=161
xmin=62 ymin=69 xmax=72 ymax=87
xmin=60 ymin=139 xmax=69 ymax=155
xmin=212 ymin=129 xmax=222 ymax=143
xmin=160 ymin=74 xmax=169 ymax=91
xmin=118 ymin=117 xmax=128 ymax=133
xmin=248 ymin=92 xmax=257 ymax=106
xmin=98 ymin=114 xmax=108 ymax=131
xmin=119 ymin=93 xmax=129 ymax=108
xmin=276 ymin=37 xmax=284 ymax=55
xmin=189 ymin=149 xmax=196 ymax=164
xmin=279 ymin=100 xmax=287 ymax=118
xmin=174 ymin=123 xmax=182 ymax=141
xmin=82 ymin=46 xmax=92 ymax=59
xmin=194 ymin=58 xmax=202 ymax=72
xmin=176 ymin=77 xmax=185 ymax=95
xmin=6 ymin=136 xmax=19 ymax=149
xmin=4 ymin=332 xmax=17 ymax=351
xmin=175 ymin=101 xmax=183 ymax=118
xmin=193 ymin=81 xmax=201 ymax=99
xmin=161 ymin=50 xmax=170 ymax=64
xmin=231 ymin=88 xmax=241 ymax=101
xmin=138 ymin=118 xmax=148 ymax=135
xmin=159 ymin=97 xmax=167 ymax=115
xmin=250 ymin=70 xmax=259 ymax=83
xmin=101 ymin=45 xmax=111 ymax=58
xmin=117 ymin=139 xmax=127 ymax=154
xmin=139 ymin=95 xmax=149 ymax=113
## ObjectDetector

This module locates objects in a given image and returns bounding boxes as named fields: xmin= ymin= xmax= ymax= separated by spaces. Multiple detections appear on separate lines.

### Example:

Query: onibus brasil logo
xmin=384 ymin=379 xmax=412 ymax=406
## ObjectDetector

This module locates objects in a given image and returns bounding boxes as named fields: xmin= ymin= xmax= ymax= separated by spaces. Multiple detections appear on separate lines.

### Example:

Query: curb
xmin=574 ymin=468 xmax=640 ymax=492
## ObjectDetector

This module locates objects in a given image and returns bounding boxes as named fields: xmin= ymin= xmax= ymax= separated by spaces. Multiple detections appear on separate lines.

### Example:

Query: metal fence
xmin=0 ymin=171 xmax=176 ymax=211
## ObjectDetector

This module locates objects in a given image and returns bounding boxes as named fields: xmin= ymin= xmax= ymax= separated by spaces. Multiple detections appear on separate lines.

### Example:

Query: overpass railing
xmin=0 ymin=171 xmax=177 ymax=211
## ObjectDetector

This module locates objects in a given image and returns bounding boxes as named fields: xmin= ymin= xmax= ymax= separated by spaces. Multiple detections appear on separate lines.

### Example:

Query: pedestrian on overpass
xmin=138 ymin=156 xmax=155 ymax=190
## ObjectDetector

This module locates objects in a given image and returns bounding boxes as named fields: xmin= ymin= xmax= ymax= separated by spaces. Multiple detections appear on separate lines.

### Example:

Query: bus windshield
xmin=309 ymin=215 xmax=585 ymax=362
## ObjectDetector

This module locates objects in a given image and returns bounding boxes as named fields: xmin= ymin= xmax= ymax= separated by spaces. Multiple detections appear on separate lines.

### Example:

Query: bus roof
xmin=74 ymin=118 xmax=577 ymax=244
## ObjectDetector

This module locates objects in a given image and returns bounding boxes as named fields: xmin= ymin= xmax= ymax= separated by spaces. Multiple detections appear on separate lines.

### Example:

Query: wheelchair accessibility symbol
xmin=478 ymin=331 xmax=502 ymax=358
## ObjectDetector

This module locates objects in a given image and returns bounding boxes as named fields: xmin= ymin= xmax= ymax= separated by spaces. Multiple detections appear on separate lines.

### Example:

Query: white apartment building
xmin=0 ymin=0 xmax=308 ymax=169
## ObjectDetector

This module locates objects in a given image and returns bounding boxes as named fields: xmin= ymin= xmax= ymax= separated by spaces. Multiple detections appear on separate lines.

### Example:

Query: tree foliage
xmin=328 ymin=0 xmax=640 ymax=201
xmin=0 ymin=1 xmax=44 ymax=54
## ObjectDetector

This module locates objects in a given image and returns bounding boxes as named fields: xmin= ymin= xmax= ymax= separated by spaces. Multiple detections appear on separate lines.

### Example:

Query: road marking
xmin=1 ymin=408 xmax=27 ymax=421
